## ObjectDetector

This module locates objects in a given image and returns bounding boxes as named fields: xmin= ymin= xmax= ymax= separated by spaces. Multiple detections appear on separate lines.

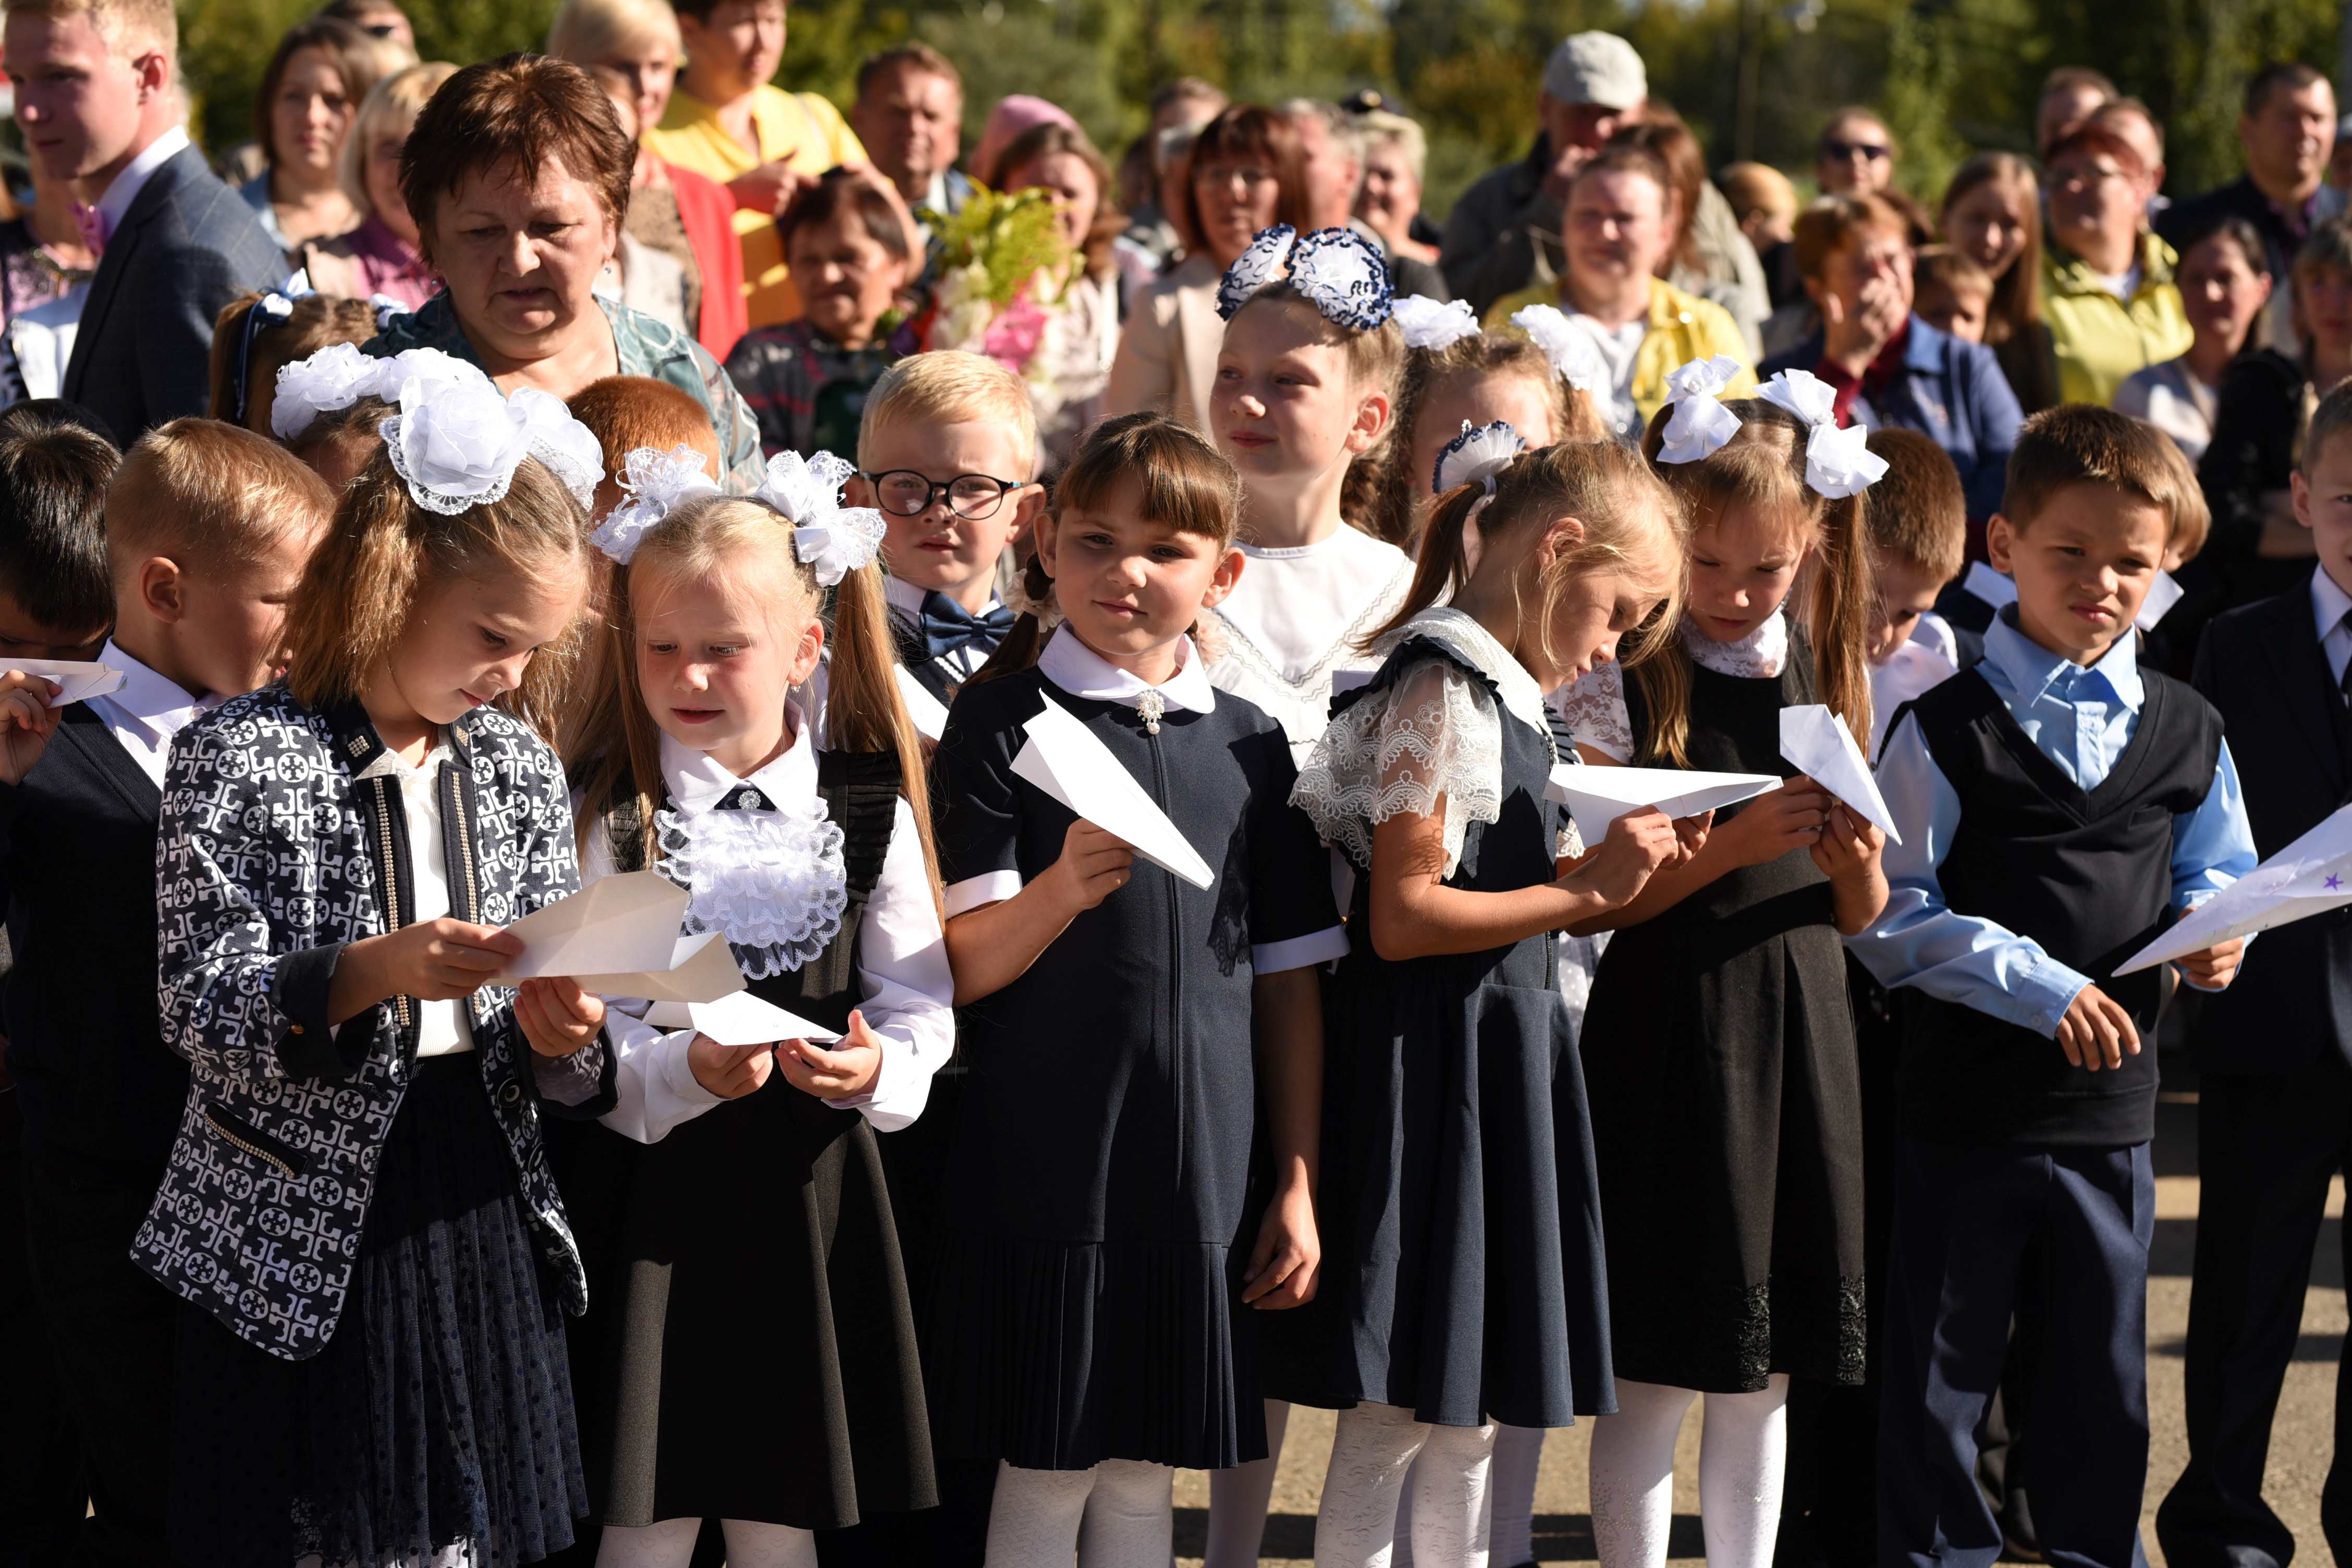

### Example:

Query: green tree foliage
xmin=173 ymin=0 xmax=2344 ymax=227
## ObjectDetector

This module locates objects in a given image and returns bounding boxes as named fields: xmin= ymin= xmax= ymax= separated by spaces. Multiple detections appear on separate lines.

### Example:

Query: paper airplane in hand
xmin=1780 ymin=704 xmax=1902 ymax=845
xmin=2137 ymin=570 xmax=2184 ymax=632
xmin=2114 ymin=802 xmax=2352 ymax=975
xmin=1010 ymin=693 xmax=1215 ymax=888
xmin=496 ymin=871 xmax=746 ymax=1003
xmin=647 ymin=989 xmax=842 ymax=1045
xmin=1545 ymin=762 xmax=1780 ymax=846
xmin=8 ymin=657 xmax=126 ymax=707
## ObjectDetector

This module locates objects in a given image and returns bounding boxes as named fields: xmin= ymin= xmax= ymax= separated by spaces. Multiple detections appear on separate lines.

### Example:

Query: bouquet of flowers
xmin=922 ymin=186 xmax=1081 ymax=397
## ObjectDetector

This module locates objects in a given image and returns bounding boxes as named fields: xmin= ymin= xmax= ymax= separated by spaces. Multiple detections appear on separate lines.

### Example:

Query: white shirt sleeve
xmin=823 ymin=797 xmax=956 ymax=1132
xmin=598 ymin=1000 xmax=728 ymax=1144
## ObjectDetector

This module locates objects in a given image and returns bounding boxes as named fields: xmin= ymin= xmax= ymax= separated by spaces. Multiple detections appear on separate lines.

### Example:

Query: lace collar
xmin=1038 ymin=624 xmax=1217 ymax=715
xmin=1683 ymin=608 xmax=1788 ymax=679
xmin=1375 ymin=607 xmax=1552 ymax=741
xmin=654 ymin=704 xmax=848 ymax=980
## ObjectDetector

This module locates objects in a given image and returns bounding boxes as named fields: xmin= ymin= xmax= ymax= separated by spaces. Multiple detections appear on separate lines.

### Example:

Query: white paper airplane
xmin=646 ymin=988 xmax=842 ymax=1044
xmin=1011 ymin=693 xmax=1215 ymax=888
xmin=1545 ymin=762 xmax=1781 ymax=846
xmin=2113 ymin=802 xmax=2352 ymax=975
xmin=496 ymin=871 xmax=746 ymax=1003
xmin=7 ymin=657 xmax=125 ymax=707
xmin=1780 ymin=704 xmax=1902 ymax=844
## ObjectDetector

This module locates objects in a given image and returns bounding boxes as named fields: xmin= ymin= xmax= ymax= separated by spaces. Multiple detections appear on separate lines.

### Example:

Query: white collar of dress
xmin=1376 ymin=607 xmax=1552 ymax=739
xmin=1681 ymin=608 xmax=1788 ymax=680
xmin=1038 ymin=623 xmax=1217 ymax=715
xmin=659 ymin=700 xmax=818 ymax=811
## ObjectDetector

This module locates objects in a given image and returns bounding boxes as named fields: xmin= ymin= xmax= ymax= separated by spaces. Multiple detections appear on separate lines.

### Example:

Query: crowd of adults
xmin=0 ymin=0 xmax=2345 ymax=655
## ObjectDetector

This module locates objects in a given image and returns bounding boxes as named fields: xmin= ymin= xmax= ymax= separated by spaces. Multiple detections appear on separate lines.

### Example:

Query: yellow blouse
xmin=645 ymin=84 xmax=866 ymax=329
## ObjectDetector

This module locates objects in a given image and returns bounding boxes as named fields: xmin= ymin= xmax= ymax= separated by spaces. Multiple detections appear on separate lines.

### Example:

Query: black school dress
xmin=925 ymin=651 xmax=1342 ymax=1472
xmin=586 ymin=750 xmax=937 ymax=1530
xmin=1260 ymin=609 xmax=1614 ymax=1430
xmin=1579 ymin=627 xmax=1868 ymax=1394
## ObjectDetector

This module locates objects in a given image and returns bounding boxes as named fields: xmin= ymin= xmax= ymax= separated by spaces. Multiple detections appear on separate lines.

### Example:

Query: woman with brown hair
xmin=1105 ymin=103 xmax=1308 ymax=435
xmin=1612 ymin=111 xmax=1771 ymax=353
xmin=239 ymin=15 xmax=405 ymax=257
xmin=1942 ymin=152 xmax=2063 ymax=413
xmin=359 ymin=53 xmax=763 ymax=488
xmin=986 ymin=118 xmax=1127 ymax=470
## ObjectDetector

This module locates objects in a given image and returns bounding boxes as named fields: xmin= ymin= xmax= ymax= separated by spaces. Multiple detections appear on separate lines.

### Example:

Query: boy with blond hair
xmin=1861 ymin=427 xmax=1968 ymax=756
xmin=0 ymin=419 xmax=332 ymax=1560
xmin=852 ymin=350 xmax=1046 ymax=733
xmin=1855 ymin=406 xmax=2257 ymax=1568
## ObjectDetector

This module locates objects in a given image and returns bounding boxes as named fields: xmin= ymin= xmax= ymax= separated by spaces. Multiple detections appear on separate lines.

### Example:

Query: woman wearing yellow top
xmin=1486 ymin=142 xmax=1754 ymax=440
xmin=645 ymin=0 xmax=867 ymax=326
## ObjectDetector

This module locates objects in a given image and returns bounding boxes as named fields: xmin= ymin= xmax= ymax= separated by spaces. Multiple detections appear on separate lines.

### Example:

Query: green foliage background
xmin=174 ymin=0 xmax=2345 ymax=220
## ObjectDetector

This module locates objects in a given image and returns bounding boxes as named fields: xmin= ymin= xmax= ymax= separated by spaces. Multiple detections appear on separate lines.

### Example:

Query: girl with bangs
xmin=1273 ymin=430 xmax=1694 ymax=1566
xmin=1558 ymin=362 xmax=1890 ymax=1568
xmin=927 ymin=411 xmax=1343 ymax=1566
xmin=564 ymin=446 xmax=951 ymax=1567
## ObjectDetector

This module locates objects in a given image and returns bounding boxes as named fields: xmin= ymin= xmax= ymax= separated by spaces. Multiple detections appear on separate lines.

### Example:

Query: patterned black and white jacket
xmin=136 ymin=685 xmax=613 ymax=1362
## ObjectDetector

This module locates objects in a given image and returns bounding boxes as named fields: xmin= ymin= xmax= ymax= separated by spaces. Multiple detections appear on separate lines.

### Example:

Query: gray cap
xmin=1544 ymin=31 xmax=1647 ymax=109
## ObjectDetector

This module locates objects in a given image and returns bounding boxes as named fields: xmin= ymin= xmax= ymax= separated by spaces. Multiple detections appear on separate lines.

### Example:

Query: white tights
xmin=983 ymin=1457 xmax=1174 ymax=1567
xmin=1204 ymin=1399 xmax=1293 ymax=1568
xmin=1313 ymin=1401 xmax=1495 ymax=1568
xmin=596 ymin=1517 xmax=815 ymax=1568
xmin=1586 ymin=1376 xmax=1788 ymax=1568
xmin=1394 ymin=1423 xmax=1546 ymax=1567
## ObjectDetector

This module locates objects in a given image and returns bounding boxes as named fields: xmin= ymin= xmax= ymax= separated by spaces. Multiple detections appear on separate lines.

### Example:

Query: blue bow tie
xmin=918 ymin=592 xmax=1016 ymax=662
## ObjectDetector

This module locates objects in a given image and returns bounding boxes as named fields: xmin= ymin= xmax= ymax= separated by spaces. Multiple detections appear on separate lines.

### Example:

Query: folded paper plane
xmin=646 ymin=988 xmax=842 ymax=1045
xmin=1011 ymin=693 xmax=1215 ymax=889
xmin=1780 ymin=704 xmax=1902 ymax=844
xmin=2114 ymin=802 xmax=2352 ymax=975
xmin=1545 ymin=763 xmax=1780 ymax=846
xmin=9 ymin=657 xmax=126 ymax=707
xmin=496 ymin=871 xmax=746 ymax=1002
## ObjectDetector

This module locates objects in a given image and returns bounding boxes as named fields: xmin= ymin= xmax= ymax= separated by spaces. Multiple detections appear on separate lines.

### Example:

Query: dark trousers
xmin=0 ymin=1097 xmax=82 ymax=1566
xmin=1877 ymin=1137 xmax=2153 ymax=1568
xmin=2157 ymin=1055 xmax=2352 ymax=1568
xmin=19 ymin=1142 xmax=177 ymax=1567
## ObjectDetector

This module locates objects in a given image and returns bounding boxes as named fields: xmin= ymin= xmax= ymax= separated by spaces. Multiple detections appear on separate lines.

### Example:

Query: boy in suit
xmin=0 ymin=420 xmax=331 ymax=1563
xmin=1853 ymin=405 xmax=2257 ymax=1568
xmin=2156 ymin=381 xmax=2352 ymax=1568
xmin=3 ymin=0 xmax=285 ymax=445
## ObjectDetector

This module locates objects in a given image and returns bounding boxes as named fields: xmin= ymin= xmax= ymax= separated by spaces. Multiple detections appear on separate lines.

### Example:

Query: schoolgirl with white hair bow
xmin=1558 ymin=359 xmax=1891 ymax=1568
xmin=566 ymin=444 xmax=952 ymax=1568
xmin=150 ymin=369 xmax=618 ymax=1567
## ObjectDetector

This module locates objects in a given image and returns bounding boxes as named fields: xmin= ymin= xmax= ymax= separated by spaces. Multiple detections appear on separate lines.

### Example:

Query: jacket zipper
xmin=1145 ymin=714 xmax=1183 ymax=1195
xmin=371 ymin=776 xmax=412 ymax=1032
xmin=440 ymin=760 xmax=483 ymax=1044
xmin=201 ymin=1108 xmax=303 ymax=1175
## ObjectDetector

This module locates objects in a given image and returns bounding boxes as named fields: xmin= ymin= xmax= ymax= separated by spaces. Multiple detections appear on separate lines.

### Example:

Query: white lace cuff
xmin=1552 ymin=662 xmax=1632 ymax=762
xmin=1292 ymin=658 xmax=1506 ymax=878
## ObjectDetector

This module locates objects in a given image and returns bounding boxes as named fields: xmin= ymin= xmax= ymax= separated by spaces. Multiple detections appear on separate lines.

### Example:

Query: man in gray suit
xmin=5 ymin=0 xmax=284 ymax=445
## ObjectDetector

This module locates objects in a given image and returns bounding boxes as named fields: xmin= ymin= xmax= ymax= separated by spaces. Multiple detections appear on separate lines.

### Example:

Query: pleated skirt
xmin=170 ymin=1054 xmax=587 ymax=1568
xmin=595 ymin=1074 xmax=935 ymax=1530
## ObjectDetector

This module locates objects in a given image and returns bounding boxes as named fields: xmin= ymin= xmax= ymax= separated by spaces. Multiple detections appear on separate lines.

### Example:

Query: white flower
xmin=269 ymin=342 xmax=377 ymax=439
xmin=382 ymin=375 xmax=604 ymax=516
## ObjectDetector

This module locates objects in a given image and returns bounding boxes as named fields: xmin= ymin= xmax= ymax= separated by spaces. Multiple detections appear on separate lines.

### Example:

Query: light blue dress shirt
xmin=1848 ymin=609 xmax=2257 ymax=1037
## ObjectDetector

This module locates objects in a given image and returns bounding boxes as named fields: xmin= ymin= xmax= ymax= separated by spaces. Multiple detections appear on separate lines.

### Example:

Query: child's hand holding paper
xmin=1779 ymin=704 xmax=1902 ymax=844
xmin=1010 ymin=695 xmax=1214 ymax=889
xmin=0 ymin=668 xmax=62 ymax=785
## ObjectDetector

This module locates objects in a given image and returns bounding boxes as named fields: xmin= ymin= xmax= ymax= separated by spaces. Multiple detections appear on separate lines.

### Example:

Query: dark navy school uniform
xmin=924 ymin=628 xmax=1346 ymax=1472
xmin=1852 ymin=608 xmax=2257 ymax=1568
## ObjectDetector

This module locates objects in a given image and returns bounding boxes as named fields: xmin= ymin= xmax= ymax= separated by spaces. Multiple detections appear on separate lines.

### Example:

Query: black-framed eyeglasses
xmin=862 ymin=470 xmax=1025 ymax=520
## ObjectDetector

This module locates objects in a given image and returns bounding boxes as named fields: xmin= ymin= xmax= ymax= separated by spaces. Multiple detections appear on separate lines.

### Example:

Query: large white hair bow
xmin=381 ymin=373 xmax=604 ymax=516
xmin=1215 ymin=223 xmax=1395 ymax=330
xmin=1508 ymin=303 xmax=1606 ymax=393
xmin=1655 ymin=354 xmax=1748 ymax=466
xmin=1757 ymin=369 xmax=1890 ymax=499
xmin=1392 ymin=293 xmax=1480 ymax=352
xmin=592 ymin=445 xmax=720 ymax=565
xmin=269 ymin=342 xmax=491 ymax=440
xmin=1434 ymin=419 xmax=1526 ymax=496
xmin=752 ymin=449 xmax=886 ymax=587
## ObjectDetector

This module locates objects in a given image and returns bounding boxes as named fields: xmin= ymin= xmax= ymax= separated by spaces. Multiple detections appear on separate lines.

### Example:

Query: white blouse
xmin=354 ymin=737 xmax=469 ymax=1057
xmin=1205 ymin=523 xmax=1415 ymax=761
xmin=586 ymin=704 xmax=954 ymax=1144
